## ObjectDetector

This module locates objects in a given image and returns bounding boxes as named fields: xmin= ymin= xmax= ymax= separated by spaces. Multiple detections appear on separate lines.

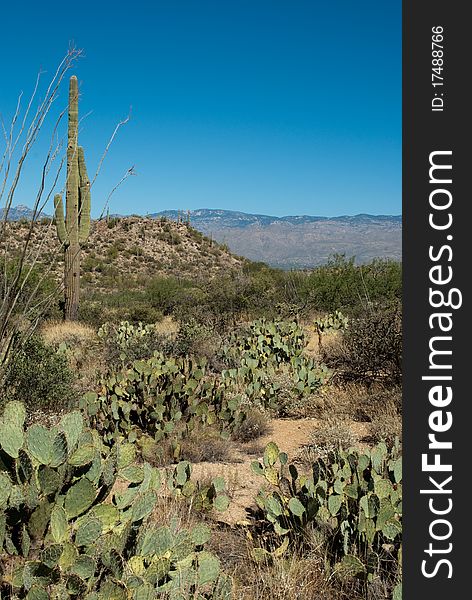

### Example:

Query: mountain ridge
xmin=148 ymin=208 xmax=402 ymax=228
xmin=5 ymin=205 xmax=402 ymax=268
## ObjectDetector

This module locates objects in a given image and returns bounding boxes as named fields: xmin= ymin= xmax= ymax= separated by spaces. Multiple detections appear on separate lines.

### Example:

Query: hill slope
xmin=3 ymin=216 xmax=244 ymax=292
xmin=5 ymin=206 xmax=402 ymax=270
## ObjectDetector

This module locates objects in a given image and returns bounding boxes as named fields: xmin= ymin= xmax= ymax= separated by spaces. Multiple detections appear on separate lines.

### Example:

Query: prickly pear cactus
xmin=313 ymin=310 xmax=349 ymax=350
xmin=0 ymin=402 xmax=229 ymax=598
xmin=251 ymin=439 xmax=402 ymax=590
xmin=81 ymin=352 xmax=247 ymax=448
xmin=220 ymin=319 xmax=331 ymax=409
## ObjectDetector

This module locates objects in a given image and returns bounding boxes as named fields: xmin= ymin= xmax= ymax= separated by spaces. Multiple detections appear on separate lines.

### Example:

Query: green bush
xmin=146 ymin=276 xmax=194 ymax=315
xmin=172 ymin=318 xmax=219 ymax=362
xmin=0 ymin=258 xmax=61 ymax=322
xmin=324 ymin=302 xmax=402 ymax=386
xmin=2 ymin=336 xmax=75 ymax=412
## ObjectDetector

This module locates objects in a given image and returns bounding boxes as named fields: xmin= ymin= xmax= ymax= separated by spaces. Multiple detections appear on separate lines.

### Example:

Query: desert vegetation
xmin=1 ymin=58 xmax=402 ymax=600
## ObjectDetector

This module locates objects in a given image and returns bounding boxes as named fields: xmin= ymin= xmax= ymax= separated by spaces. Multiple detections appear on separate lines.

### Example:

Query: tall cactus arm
xmin=66 ymin=76 xmax=79 ymax=244
xmin=54 ymin=194 xmax=67 ymax=244
xmin=78 ymin=146 xmax=91 ymax=243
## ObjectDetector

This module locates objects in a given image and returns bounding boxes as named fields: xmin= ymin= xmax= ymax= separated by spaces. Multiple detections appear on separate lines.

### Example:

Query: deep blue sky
xmin=1 ymin=1 xmax=401 ymax=218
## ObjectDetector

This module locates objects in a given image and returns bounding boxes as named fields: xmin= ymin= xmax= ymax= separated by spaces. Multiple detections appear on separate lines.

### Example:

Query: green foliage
xmin=226 ymin=319 xmax=305 ymax=366
xmin=305 ymin=256 xmax=402 ymax=314
xmin=314 ymin=310 xmax=349 ymax=335
xmin=97 ymin=320 xmax=168 ymax=368
xmin=0 ymin=402 xmax=228 ymax=599
xmin=146 ymin=276 xmax=194 ymax=315
xmin=0 ymin=258 xmax=61 ymax=322
xmin=1 ymin=336 xmax=75 ymax=412
xmin=81 ymin=353 xmax=247 ymax=448
xmin=325 ymin=302 xmax=402 ymax=385
xmin=167 ymin=461 xmax=230 ymax=513
xmin=221 ymin=320 xmax=330 ymax=410
xmin=171 ymin=318 xmax=216 ymax=359
xmin=79 ymin=256 xmax=401 ymax=332
xmin=251 ymin=440 xmax=402 ymax=592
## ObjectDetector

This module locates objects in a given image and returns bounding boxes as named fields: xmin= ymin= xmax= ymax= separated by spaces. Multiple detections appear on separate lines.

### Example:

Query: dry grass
xmin=239 ymin=441 xmax=264 ymax=456
xmin=308 ymin=416 xmax=357 ymax=456
xmin=153 ymin=315 xmax=179 ymax=337
xmin=317 ymin=382 xmax=371 ymax=421
xmin=141 ymin=427 xmax=236 ymax=467
xmin=179 ymin=428 xmax=236 ymax=464
xmin=40 ymin=319 xmax=103 ymax=394
xmin=232 ymin=551 xmax=341 ymax=600
xmin=368 ymin=397 xmax=402 ymax=447
xmin=40 ymin=319 xmax=96 ymax=346
xmin=232 ymin=409 xmax=270 ymax=443
xmin=149 ymin=493 xmax=201 ymax=530
xmin=305 ymin=323 xmax=343 ymax=362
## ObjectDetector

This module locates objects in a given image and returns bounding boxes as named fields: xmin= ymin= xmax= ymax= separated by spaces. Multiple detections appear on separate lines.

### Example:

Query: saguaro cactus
xmin=54 ymin=76 xmax=91 ymax=320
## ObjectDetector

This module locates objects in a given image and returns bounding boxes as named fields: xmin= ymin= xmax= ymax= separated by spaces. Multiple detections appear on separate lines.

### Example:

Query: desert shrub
xmin=306 ymin=255 xmax=402 ymax=314
xmin=146 ymin=275 xmax=194 ymax=315
xmin=179 ymin=426 xmax=234 ymax=463
xmin=231 ymin=408 xmax=270 ymax=443
xmin=370 ymin=409 xmax=402 ymax=448
xmin=0 ymin=258 xmax=61 ymax=322
xmin=77 ymin=299 xmax=106 ymax=327
xmin=172 ymin=318 xmax=222 ymax=364
xmin=106 ymin=215 xmax=120 ymax=228
xmin=356 ymin=387 xmax=402 ymax=447
xmin=324 ymin=302 xmax=402 ymax=386
xmin=1 ymin=335 xmax=75 ymax=412
xmin=79 ymin=292 xmax=164 ymax=327
xmin=260 ymin=256 xmax=402 ymax=316
xmin=309 ymin=417 xmax=357 ymax=454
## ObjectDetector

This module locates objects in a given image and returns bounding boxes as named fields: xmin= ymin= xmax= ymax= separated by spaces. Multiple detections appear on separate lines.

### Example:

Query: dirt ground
xmin=192 ymin=417 xmax=371 ymax=525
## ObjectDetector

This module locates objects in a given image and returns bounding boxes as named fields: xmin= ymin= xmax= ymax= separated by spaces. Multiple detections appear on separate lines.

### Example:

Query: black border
xmin=403 ymin=2 xmax=468 ymax=596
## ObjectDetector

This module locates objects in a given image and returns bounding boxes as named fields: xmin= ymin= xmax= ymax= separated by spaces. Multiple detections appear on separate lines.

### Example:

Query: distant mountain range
xmin=149 ymin=209 xmax=402 ymax=268
xmin=1 ymin=204 xmax=50 ymax=221
xmin=5 ymin=205 xmax=402 ymax=268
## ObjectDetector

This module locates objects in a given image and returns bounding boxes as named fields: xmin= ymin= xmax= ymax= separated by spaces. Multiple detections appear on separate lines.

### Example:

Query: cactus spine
xmin=54 ymin=76 xmax=91 ymax=320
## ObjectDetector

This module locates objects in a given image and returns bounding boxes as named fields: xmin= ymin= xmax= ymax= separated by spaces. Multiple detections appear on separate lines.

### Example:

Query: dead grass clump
xmin=240 ymin=441 xmax=264 ymax=456
xmin=41 ymin=319 xmax=96 ymax=346
xmin=208 ymin=526 xmax=249 ymax=574
xmin=233 ymin=553 xmax=332 ymax=600
xmin=318 ymin=382 xmax=369 ymax=421
xmin=179 ymin=428 xmax=235 ymax=464
xmin=149 ymin=494 xmax=200 ymax=530
xmin=368 ymin=402 xmax=402 ymax=447
xmin=40 ymin=319 xmax=103 ymax=394
xmin=153 ymin=315 xmax=179 ymax=336
xmin=309 ymin=417 xmax=357 ymax=454
xmin=232 ymin=409 xmax=270 ymax=443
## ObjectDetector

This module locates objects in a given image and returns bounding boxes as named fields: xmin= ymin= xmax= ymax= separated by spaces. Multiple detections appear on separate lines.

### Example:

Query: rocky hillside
xmin=2 ymin=216 xmax=244 ymax=291
xmin=4 ymin=205 xmax=402 ymax=271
